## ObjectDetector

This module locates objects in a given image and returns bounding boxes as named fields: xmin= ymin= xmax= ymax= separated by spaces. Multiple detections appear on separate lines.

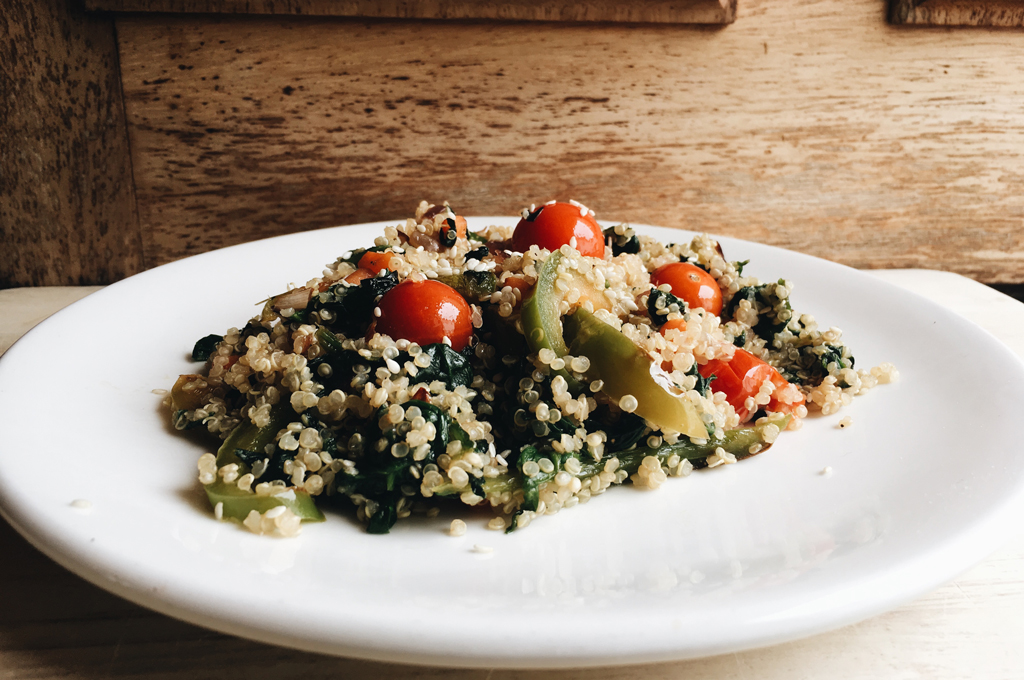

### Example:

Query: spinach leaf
xmin=437 ymin=271 xmax=497 ymax=300
xmin=415 ymin=343 xmax=474 ymax=389
xmin=603 ymin=412 xmax=648 ymax=453
xmin=412 ymin=400 xmax=451 ymax=459
xmin=333 ymin=399 xmax=451 ymax=534
xmin=466 ymin=246 xmax=490 ymax=261
xmin=312 ymin=270 xmax=399 ymax=336
xmin=724 ymin=284 xmax=766 ymax=320
xmin=725 ymin=283 xmax=792 ymax=342
xmin=687 ymin=363 xmax=716 ymax=398
xmin=191 ymin=334 xmax=223 ymax=362
xmin=366 ymin=500 xmax=399 ymax=534
xmin=646 ymin=289 xmax=687 ymax=327
xmin=505 ymin=508 xmax=526 ymax=533
xmin=467 ymin=231 xmax=489 ymax=243
xmin=818 ymin=344 xmax=853 ymax=373
xmin=517 ymin=445 xmax=547 ymax=511
xmin=732 ymin=330 xmax=747 ymax=347
xmin=172 ymin=410 xmax=205 ymax=431
xmin=602 ymin=225 xmax=640 ymax=256
xmin=450 ymin=421 xmax=488 ymax=454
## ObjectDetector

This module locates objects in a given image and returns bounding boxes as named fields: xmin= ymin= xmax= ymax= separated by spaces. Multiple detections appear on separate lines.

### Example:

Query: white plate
xmin=2 ymin=219 xmax=1023 ymax=668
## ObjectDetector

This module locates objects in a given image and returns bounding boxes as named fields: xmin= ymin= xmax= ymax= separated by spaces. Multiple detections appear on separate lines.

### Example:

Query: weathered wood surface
xmin=0 ymin=0 xmax=143 ymax=288
xmin=890 ymin=0 xmax=1024 ymax=26
xmin=3 ymin=277 xmax=1024 ymax=678
xmin=116 ymin=0 xmax=1024 ymax=283
xmin=85 ymin=0 xmax=737 ymax=24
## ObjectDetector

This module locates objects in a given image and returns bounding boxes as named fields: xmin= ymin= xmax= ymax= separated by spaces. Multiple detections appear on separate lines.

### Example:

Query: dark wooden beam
xmin=83 ymin=0 xmax=737 ymax=24
xmin=890 ymin=0 xmax=1024 ymax=26
xmin=0 ymin=0 xmax=143 ymax=287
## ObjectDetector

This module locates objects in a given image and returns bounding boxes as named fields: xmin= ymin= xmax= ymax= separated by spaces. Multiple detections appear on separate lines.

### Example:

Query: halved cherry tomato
xmin=511 ymin=202 xmax=605 ymax=258
xmin=766 ymin=370 xmax=806 ymax=416
xmin=650 ymin=262 xmax=723 ymax=316
xmin=699 ymin=348 xmax=804 ymax=422
xmin=375 ymin=280 xmax=473 ymax=351
xmin=358 ymin=250 xmax=397 ymax=275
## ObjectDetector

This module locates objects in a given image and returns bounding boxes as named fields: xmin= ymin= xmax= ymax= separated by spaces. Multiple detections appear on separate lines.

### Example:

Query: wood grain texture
xmin=85 ymin=0 xmax=737 ymax=24
xmin=890 ymin=0 xmax=1024 ymax=26
xmin=0 ymin=0 xmax=143 ymax=288
xmin=116 ymin=0 xmax=1024 ymax=283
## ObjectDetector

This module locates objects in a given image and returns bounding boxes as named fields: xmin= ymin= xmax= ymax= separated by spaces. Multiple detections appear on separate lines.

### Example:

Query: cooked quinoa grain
xmin=172 ymin=201 xmax=894 ymax=535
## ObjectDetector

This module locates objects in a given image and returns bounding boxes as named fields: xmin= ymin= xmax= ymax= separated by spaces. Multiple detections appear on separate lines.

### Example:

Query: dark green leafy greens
xmin=331 ymin=399 xmax=452 ymax=534
xmin=192 ymin=334 xmax=223 ymax=362
xmin=687 ymin=363 xmax=716 ymax=398
xmin=415 ymin=343 xmax=474 ymax=389
xmin=603 ymin=225 xmax=640 ymax=256
xmin=311 ymin=270 xmax=399 ymax=336
xmin=437 ymin=271 xmax=497 ymax=300
xmin=646 ymin=289 xmax=687 ymax=327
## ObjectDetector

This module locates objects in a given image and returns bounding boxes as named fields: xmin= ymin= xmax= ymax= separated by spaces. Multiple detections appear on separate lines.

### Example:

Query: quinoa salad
xmin=170 ymin=201 xmax=898 ymax=537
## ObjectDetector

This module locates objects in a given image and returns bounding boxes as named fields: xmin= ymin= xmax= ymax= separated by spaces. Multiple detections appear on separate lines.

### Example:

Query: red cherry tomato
xmin=659 ymin=318 xmax=687 ymax=337
xmin=375 ymin=280 xmax=473 ymax=351
xmin=650 ymin=262 xmax=723 ymax=316
xmin=511 ymin=202 xmax=605 ymax=258
xmin=699 ymin=349 xmax=804 ymax=422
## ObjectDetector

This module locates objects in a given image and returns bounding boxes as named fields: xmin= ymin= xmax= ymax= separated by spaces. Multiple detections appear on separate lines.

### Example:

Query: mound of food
xmin=171 ymin=200 xmax=897 ymax=536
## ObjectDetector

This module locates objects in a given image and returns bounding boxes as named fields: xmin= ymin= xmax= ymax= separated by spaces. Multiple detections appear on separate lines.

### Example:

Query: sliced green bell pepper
xmin=563 ymin=307 xmax=708 ymax=440
xmin=521 ymin=251 xmax=612 ymax=393
xmin=206 ymin=404 xmax=324 ymax=522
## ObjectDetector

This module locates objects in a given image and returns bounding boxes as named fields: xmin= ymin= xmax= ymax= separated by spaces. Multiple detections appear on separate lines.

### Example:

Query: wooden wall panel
xmin=86 ymin=0 xmax=737 ymax=24
xmin=0 ymin=0 xmax=143 ymax=288
xmin=890 ymin=0 xmax=1024 ymax=26
xmin=117 ymin=1 xmax=1024 ymax=283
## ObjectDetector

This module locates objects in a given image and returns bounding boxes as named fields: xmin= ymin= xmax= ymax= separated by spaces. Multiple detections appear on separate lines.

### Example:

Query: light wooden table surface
xmin=2 ymin=272 xmax=1024 ymax=679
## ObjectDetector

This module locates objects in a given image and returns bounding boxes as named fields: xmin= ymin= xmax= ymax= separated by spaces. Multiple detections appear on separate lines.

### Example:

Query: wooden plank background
xmin=0 ymin=0 xmax=143 ymax=288
xmin=890 ymin=0 xmax=1024 ymax=26
xmin=114 ymin=0 xmax=1024 ymax=284
xmin=84 ymin=0 xmax=738 ymax=24
xmin=6 ymin=0 xmax=1024 ymax=286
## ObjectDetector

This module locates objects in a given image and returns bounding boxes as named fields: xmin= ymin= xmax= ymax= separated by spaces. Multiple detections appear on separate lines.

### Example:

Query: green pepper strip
xmin=430 ymin=415 xmax=789 ymax=501
xmin=520 ymin=252 xmax=584 ymax=392
xmin=316 ymin=325 xmax=346 ymax=354
xmin=206 ymin=404 xmax=325 ymax=522
xmin=563 ymin=307 xmax=707 ymax=440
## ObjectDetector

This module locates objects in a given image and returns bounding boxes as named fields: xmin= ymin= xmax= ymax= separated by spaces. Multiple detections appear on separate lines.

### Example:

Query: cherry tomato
xmin=357 ymin=250 xmax=397 ymax=275
xmin=659 ymin=318 xmax=687 ymax=337
xmin=375 ymin=280 xmax=473 ymax=351
xmin=699 ymin=349 xmax=804 ymax=422
xmin=511 ymin=202 xmax=605 ymax=258
xmin=650 ymin=262 xmax=723 ymax=316
xmin=766 ymin=370 xmax=806 ymax=416
xmin=500 ymin=276 xmax=531 ymax=307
